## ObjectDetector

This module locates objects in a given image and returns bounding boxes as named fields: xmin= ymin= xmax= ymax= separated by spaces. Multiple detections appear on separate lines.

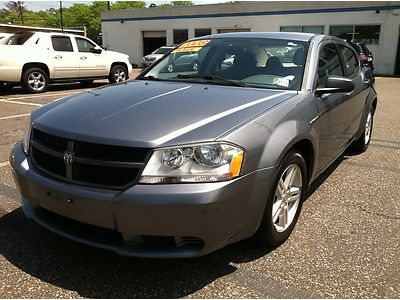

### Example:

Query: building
xmin=101 ymin=1 xmax=400 ymax=75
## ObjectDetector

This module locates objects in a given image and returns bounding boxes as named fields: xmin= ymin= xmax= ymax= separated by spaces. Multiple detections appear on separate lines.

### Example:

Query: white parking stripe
xmin=0 ymin=99 xmax=42 ymax=107
xmin=0 ymin=161 xmax=9 ymax=168
xmin=1 ymin=90 xmax=85 ymax=101
xmin=0 ymin=113 xmax=30 ymax=120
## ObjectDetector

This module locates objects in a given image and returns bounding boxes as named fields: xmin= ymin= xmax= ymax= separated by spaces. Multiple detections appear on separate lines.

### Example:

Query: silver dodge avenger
xmin=10 ymin=32 xmax=377 ymax=257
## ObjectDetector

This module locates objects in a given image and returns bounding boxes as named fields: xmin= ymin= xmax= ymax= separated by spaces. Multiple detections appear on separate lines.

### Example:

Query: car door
xmin=75 ymin=37 xmax=107 ymax=78
xmin=51 ymin=35 xmax=79 ymax=78
xmin=313 ymin=42 xmax=353 ymax=171
xmin=336 ymin=43 xmax=369 ymax=141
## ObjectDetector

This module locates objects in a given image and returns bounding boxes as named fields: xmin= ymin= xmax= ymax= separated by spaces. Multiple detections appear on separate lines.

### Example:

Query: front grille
xmin=30 ymin=128 xmax=149 ymax=190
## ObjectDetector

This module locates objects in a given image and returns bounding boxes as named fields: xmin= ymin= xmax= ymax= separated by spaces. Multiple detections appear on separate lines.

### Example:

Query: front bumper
xmin=10 ymin=142 xmax=275 ymax=257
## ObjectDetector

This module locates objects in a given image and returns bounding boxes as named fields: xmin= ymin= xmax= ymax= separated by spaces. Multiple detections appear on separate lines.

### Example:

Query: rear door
xmin=336 ymin=43 xmax=369 ymax=141
xmin=75 ymin=37 xmax=107 ymax=78
xmin=51 ymin=35 xmax=79 ymax=78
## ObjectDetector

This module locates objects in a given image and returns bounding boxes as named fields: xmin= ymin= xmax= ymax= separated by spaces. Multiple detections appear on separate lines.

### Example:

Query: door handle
xmin=80 ymin=56 xmax=87 ymax=60
xmin=54 ymin=55 xmax=62 ymax=60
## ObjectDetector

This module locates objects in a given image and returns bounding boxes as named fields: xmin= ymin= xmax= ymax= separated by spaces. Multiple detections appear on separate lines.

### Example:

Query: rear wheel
xmin=255 ymin=151 xmax=307 ymax=246
xmin=108 ymin=65 xmax=128 ymax=84
xmin=21 ymin=68 xmax=48 ymax=93
xmin=350 ymin=106 xmax=374 ymax=153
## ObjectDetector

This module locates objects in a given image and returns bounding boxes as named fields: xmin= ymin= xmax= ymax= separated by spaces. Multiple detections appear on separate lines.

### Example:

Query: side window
xmin=317 ymin=43 xmax=343 ymax=87
xmin=51 ymin=36 xmax=73 ymax=52
xmin=338 ymin=45 xmax=359 ymax=79
xmin=76 ymin=38 xmax=96 ymax=53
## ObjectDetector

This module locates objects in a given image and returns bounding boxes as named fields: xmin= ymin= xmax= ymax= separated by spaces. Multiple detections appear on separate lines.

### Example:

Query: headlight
xmin=22 ymin=116 xmax=32 ymax=155
xmin=139 ymin=143 xmax=244 ymax=184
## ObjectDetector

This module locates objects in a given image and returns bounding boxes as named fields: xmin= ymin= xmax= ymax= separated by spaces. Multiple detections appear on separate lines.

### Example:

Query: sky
xmin=0 ymin=0 xmax=230 ymax=11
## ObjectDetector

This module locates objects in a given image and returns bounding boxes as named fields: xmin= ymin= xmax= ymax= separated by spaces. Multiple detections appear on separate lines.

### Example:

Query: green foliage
xmin=0 ymin=1 xmax=145 ymax=39
xmin=155 ymin=1 xmax=194 ymax=8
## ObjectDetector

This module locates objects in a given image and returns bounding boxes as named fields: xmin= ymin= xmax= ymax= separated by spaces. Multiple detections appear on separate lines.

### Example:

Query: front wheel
xmin=108 ymin=65 xmax=128 ymax=84
xmin=350 ymin=106 xmax=374 ymax=153
xmin=21 ymin=68 xmax=49 ymax=93
xmin=255 ymin=151 xmax=307 ymax=246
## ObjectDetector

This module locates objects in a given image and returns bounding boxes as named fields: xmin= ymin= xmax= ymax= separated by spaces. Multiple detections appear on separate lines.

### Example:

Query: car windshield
xmin=139 ymin=37 xmax=309 ymax=90
xmin=153 ymin=47 xmax=172 ymax=55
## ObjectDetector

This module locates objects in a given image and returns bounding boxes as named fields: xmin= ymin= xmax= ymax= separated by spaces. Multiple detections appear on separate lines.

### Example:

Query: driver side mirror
xmin=90 ymin=47 xmax=102 ymax=54
xmin=315 ymin=75 xmax=354 ymax=97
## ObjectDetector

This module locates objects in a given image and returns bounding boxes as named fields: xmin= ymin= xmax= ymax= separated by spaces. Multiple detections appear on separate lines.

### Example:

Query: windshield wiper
xmin=176 ymin=74 xmax=247 ymax=87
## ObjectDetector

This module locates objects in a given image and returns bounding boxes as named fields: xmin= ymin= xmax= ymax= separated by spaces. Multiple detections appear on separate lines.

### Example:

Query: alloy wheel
xmin=364 ymin=111 xmax=372 ymax=145
xmin=272 ymin=164 xmax=302 ymax=233
xmin=114 ymin=67 xmax=126 ymax=82
xmin=27 ymin=72 xmax=46 ymax=92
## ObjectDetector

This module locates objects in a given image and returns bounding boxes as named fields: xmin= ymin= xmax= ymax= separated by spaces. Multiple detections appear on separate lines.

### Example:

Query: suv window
xmin=338 ymin=44 xmax=359 ymax=79
xmin=4 ymin=33 xmax=34 ymax=45
xmin=317 ymin=43 xmax=343 ymax=86
xmin=51 ymin=36 xmax=73 ymax=52
xmin=76 ymin=37 xmax=96 ymax=53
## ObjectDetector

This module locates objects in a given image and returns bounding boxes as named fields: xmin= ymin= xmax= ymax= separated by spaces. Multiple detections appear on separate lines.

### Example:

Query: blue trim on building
xmin=102 ymin=4 xmax=400 ymax=23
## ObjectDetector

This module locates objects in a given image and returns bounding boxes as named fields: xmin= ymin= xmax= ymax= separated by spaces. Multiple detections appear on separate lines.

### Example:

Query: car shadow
xmin=0 ymin=207 xmax=274 ymax=298
xmin=0 ymin=82 xmax=108 ymax=96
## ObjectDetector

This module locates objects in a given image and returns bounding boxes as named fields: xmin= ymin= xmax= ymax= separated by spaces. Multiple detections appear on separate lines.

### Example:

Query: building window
xmin=280 ymin=26 xmax=324 ymax=34
xmin=173 ymin=29 xmax=188 ymax=45
xmin=329 ymin=25 xmax=380 ymax=45
xmin=354 ymin=25 xmax=380 ymax=44
xmin=195 ymin=28 xmax=211 ymax=38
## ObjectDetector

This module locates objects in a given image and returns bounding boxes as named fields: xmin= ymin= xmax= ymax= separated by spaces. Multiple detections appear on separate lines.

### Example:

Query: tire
xmin=21 ymin=67 xmax=49 ymax=93
xmin=80 ymin=80 xmax=94 ymax=87
xmin=108 ymin=65 xmax=128 ymax=84
xmin=255 ymin=151 xmax=307 ymax=246
xmin=350 ymin=106 xmax=374 ymax=154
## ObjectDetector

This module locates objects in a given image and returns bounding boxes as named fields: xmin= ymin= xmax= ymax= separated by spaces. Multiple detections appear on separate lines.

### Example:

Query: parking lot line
xmin=0 ymin=113 xmax=30 ymax=120
xmin=1 ymin=91 xmax=83 ymax=101
xmin=0 ymin=99 xmax=42 ymax=107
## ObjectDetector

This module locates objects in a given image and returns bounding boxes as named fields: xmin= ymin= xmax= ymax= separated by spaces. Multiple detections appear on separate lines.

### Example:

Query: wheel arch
xmin=21 ymin=63 xmax=50 ymax=81
xmin=259 ymin=119 xmax=318 ymax=186
xmin=110 ymin=62 xmax=129 ymax=78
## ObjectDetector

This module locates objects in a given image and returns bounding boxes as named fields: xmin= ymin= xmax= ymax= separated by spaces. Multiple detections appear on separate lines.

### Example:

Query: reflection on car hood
xmin=33 ymin=80 xmax=296 ymax=148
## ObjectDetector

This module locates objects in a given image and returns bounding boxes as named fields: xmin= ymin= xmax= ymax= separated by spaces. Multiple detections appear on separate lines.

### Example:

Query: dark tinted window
xmin=4 ymin=33 xmax=34 ymax=45
xmin=51 ymin=36 xmax=73 ymax=52
xmin=318 ymin=43 xmax=344 ymax=86
xmin=338 ymin=45 xmax=359 ymax=79
xmin=76 ymin=37 xmax=96 ymax=52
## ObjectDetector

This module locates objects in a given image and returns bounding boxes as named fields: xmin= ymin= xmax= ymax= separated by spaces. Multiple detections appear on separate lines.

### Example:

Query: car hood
xmin=33 ymin=80 xmax=296 ymax=148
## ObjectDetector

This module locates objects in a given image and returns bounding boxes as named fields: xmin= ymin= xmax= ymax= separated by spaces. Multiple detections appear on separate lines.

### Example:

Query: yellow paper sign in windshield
xmin=172 ymin=40 xmax=210 ymax=53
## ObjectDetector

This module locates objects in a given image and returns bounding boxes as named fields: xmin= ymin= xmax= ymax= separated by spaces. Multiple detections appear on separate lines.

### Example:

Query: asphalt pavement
xmin=0 ymin=74 xmax=399 ymax=298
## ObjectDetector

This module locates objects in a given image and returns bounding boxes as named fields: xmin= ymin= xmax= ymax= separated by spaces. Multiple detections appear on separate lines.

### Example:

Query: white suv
xmin=0 ymin=31 xmax=132 ymax=93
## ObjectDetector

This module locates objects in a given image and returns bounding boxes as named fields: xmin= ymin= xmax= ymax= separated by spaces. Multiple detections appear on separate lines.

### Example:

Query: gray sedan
xmin=10 ymin=32 xmax=377 ymax=257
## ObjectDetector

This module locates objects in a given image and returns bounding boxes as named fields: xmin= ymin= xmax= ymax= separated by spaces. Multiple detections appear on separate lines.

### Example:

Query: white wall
xmin=102 ymin=8 xmax=400 ymax=74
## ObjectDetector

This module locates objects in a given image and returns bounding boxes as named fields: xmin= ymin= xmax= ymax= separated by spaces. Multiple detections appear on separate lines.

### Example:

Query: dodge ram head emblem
xmin=63 ymin=152 xmax=74 ymax=165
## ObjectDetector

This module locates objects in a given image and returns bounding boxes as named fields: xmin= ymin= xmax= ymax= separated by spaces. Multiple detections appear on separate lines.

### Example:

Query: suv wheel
xmin=22 ymin=68 xmax=48 ymax=93
xmin=109 ymin=65 xmax=128 ymax=84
